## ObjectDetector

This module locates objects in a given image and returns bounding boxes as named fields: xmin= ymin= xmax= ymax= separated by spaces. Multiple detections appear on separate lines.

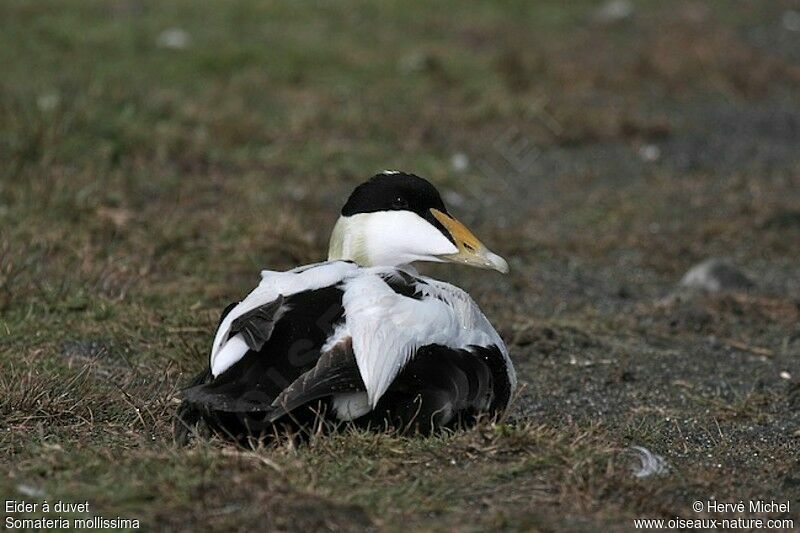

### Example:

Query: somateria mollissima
xmin=175 ymin=171 xmax=516 ymax=442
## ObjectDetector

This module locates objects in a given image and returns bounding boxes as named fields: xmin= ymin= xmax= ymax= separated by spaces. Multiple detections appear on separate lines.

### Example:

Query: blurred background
xmin=1 ymin=1 xmax=799 ymax=530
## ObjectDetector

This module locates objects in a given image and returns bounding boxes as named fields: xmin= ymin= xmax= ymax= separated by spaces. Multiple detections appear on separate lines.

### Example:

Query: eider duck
xmin=176 ymin=171 xmax=516 ymax=442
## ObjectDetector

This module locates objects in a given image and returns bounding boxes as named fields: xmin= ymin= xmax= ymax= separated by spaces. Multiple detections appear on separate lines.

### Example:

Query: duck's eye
xmin=391 ymin=197 xmax=409 ymax=209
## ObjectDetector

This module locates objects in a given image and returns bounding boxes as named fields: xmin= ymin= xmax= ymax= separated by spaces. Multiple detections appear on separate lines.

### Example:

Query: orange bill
xmin=430 ymin=209 xmax=509 ymax=273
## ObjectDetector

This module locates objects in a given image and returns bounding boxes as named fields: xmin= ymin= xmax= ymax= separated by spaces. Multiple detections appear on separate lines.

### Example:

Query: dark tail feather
xmin=264 ymin=337 xmax=363 ymax=423
xmin=173 ymin=367 xmax=213 ymax=446
xmin=174 ymin=300 xmax=241 ymax=445
xmin=173 ymin=338 xmax=364 ymax=443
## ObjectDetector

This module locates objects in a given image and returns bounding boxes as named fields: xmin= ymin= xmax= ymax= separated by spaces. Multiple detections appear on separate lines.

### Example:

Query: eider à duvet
xmin=175 ymin=171 xmax=516 ymax=442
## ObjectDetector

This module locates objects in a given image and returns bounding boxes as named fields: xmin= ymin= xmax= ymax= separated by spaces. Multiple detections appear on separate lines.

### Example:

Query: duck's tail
xmin=173 ymin=367 xmax=213 ymax=446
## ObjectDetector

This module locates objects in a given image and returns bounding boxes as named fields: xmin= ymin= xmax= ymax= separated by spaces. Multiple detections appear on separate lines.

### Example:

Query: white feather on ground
xmin=628 ymin=446 xmax=669 ymax=478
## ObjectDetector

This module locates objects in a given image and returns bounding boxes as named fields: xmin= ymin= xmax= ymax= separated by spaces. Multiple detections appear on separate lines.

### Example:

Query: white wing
xmin=339 ymin=268 xmax=512 ymax=407
xmin=209 ymin=260 xmax=358 ymax=377
xmin=419 ymin=276 xmax=517 ymax=394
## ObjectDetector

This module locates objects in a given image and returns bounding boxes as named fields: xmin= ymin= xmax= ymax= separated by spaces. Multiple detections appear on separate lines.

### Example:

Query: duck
xmin=175 ymin=171 xmax=516 ymax=443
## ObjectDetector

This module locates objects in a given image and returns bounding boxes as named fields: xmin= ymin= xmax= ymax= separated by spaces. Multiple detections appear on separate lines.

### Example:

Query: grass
xmin=2 ymin=0 xmax=800 ymax=530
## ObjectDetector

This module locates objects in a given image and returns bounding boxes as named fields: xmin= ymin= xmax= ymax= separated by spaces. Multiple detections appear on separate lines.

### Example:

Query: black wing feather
xmin=266 ymin=337 xmax=364 ymax=422
xmin=229 ymin=294 xmax=285 ymax=351
xmin=181 ymin=337 xmax=364 ymax=418
xmin=181 ymin=382 xmax=274 ymax=412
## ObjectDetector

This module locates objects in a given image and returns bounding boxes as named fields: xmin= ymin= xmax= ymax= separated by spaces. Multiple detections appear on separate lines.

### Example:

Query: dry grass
xmin=2 ymin=0 xmax=799 ymax=530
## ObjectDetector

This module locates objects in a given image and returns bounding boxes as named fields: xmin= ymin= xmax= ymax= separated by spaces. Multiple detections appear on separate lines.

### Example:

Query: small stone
xmin=780 ymin=371 xmax=792 ymax=380
xmin=17 ymin=484 xmax=46 ymax=498
xmin=97 ymin=206 xmax=133 ymax=229
xmin=157 ymin=28 xmax=191 ymax=50
xmin=783 ymin=10 xmax=800 ymax=32
xmin=37 ymin=92 xmax=60 ymax=112
xmin=639 ymin=144 xmax=660 ymax=162
xmin=398 ymin=52 xmax=441 ymax=74
xmin=442 ymin=190 xmax=465 ymax=208
xmin=451 ymin=152 xmax=470 ymax=172
xmin=594 ymin=0 xmax=634 ymax=24
xmin=679 ymin=259 xmax=753 ymax=292
xmin=286 ymin=184 xmax=308 ymax=201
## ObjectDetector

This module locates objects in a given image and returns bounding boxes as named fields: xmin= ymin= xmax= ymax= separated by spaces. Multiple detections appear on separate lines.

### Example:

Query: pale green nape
xmin=327 ymin=216 xmax=371 ymax=265
xmin=326 ymin=217 xmax=345 ymax=260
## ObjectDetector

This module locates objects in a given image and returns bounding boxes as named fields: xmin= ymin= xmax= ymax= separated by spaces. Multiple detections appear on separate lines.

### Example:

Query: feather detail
xmin=341 ymin=268 xmax=498 ymax=407
xmin=209 ymin=261 xmax=358 ymax=377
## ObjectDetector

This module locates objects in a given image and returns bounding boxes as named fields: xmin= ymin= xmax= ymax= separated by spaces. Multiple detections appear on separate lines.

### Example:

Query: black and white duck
xmin=175 ymin=171 xmax=516 ymax=442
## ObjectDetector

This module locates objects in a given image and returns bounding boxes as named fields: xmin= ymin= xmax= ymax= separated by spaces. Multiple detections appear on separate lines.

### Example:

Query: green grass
xmin=2 ymin=0 xmax=799 ymax=530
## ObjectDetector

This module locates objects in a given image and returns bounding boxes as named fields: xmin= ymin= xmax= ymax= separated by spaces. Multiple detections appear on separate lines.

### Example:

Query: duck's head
xmin=327 ymin=171 xmax=508 ymax=273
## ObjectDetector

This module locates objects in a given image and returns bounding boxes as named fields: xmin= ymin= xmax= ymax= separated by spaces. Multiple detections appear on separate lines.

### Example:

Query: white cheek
xmin=359 ymin=211 xmax=457 ymax=264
